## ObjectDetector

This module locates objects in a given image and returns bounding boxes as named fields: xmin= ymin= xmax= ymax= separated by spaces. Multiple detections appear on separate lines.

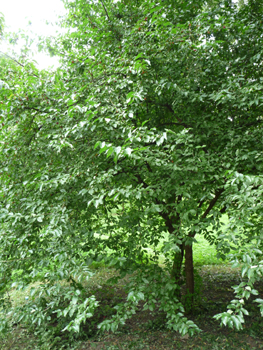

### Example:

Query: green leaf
xmin=94 ymin=141 xmax=101 ymax=150
xmin=124 ymin=147 xmax=132 ymax=156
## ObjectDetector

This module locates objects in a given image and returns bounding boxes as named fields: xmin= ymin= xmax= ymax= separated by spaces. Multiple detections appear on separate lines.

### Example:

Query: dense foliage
xmin=0 ymin=0 xmax=263 ymax=342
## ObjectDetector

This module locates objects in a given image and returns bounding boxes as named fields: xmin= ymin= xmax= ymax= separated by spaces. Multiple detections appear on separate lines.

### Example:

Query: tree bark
xmin=184 ymin=242 xmax=194 ymax=313
xmin=161 ymin=213 xmax=184 ymax=300
xmin=170 ymin=244 xmax=184 ymax=299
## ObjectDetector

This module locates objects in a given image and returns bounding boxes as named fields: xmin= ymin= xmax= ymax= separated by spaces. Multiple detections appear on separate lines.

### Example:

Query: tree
xmin=0 ymin=0 xmax=263 ymax=339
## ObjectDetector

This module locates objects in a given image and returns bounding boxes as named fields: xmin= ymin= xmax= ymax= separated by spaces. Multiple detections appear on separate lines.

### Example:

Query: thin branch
xmin=99 ymin=0 xmax=111 ymax=22
xmin=202 ymin=188 xmax=224 ymax=219
xmin=0 ymin=51 xmax=24 ymax=68
xmin=0 ymin=51 xmax=39 ymax=78
xmin=220 ymin=205 xmax=227 ymax=214
xmin=145 ymin=161 xmax=152 ymax=173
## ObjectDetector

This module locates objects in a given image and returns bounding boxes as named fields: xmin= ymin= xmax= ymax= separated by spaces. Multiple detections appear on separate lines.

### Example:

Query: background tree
xmin=0 ymin=0 xmax=263 ymax=339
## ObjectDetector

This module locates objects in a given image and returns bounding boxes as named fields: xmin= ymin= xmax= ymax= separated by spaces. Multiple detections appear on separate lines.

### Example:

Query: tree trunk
xmin=184 ymin=242 xmax=194 ymax=313
xmin=170 ymin=244 xmax=184 ymax=299
xmin=161 ymin=213 xmax=184 ymax=300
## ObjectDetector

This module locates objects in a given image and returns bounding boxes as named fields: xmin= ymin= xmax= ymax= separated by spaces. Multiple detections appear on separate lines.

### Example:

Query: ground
xmin=1 ymin=265 xmax=263 ymax=350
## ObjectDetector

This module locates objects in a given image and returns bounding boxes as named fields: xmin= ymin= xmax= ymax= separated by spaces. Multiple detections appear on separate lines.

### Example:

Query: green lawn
xmin=145 ymin=214 xmax=231 ymax=266
xmin=193 ymin=234 xmax=223 ymax=266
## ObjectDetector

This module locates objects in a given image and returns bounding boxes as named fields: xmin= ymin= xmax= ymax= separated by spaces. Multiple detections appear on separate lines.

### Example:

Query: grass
xmin=141 ymin=214 xmax=231 ymax=266
xmin=2 ymin=264 xmax=263 ymax=350
xmin=193 ymin=234 xmax=224 ymax=266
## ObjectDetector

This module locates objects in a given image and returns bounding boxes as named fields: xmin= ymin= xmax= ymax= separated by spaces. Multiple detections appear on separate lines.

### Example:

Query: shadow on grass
xmin=1 ymin=264 xmax=263 ymax=350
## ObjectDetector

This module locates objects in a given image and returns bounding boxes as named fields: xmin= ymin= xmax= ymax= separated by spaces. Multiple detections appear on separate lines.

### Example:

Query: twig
xmin=0 ymin=51 xmax=39 ymax=78
xmin=99 ymin=0 xmax=111 ymax=22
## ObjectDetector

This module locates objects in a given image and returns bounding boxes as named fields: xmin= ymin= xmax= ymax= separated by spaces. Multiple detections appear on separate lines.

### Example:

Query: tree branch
xmin=99 ymin=0 xmax=111 ymax=22
xmin=0 ymin=51 xmax=39 ymax=78
xmin=202 ymin=188 xmax=224 ymax=219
